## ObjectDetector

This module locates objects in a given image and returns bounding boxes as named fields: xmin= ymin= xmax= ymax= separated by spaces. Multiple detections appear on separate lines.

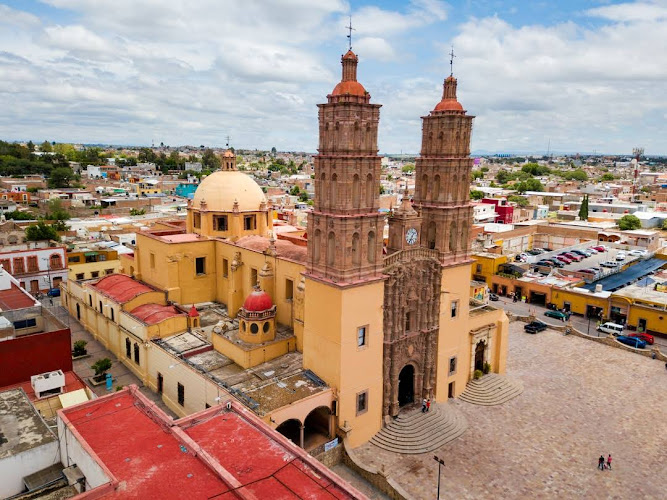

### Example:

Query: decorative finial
xmin=449 ymin=46 xmax=456 ymax=77
xmin=346 ymin=15 xmax=355 ymax=50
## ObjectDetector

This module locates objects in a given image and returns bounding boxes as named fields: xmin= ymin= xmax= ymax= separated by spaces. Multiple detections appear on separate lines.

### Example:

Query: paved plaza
xmin=353 ymin=320 xmax=667 ymax=499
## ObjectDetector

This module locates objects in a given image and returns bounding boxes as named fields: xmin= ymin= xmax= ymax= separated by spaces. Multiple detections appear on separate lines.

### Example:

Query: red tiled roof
xmin=91 ymin=274 xmax=153 ymax=303
xmin=0 ymin=283 xmax=36 ymax=310
xmin=130 ymin=303 xmax=184 ymax=325
xmin=235 ymin=235 xmax=307 ymax=263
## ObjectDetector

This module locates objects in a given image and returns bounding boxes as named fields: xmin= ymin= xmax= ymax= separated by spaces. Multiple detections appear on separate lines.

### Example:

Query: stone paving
xmin=352 ymin=321 xmax=667 ymax=499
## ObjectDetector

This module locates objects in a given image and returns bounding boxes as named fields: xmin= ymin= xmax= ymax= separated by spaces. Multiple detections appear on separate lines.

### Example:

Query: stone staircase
xmin=459 ymin=373 xmax=523 ymax=406
xmin=369 ymin=403 xmax=467 ymax=454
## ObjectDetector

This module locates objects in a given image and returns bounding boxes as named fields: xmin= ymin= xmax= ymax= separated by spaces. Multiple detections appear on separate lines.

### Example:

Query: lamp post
xmin=433 ymin=455 xmax=445 ymax=499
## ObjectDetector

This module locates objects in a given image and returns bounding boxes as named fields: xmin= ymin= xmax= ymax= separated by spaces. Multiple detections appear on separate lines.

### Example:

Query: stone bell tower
xmin=413 ymin=73 xmax=474 ymax=264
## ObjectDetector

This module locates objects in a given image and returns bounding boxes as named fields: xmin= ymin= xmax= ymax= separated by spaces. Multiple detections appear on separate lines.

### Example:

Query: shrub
xmin=473 ymin=369 xmax=483 ymax=380
xmin=483 ymin=362 xmax=491 ymax=374
xmin=72 ymin=340 xmax=88 ymax=357
xmin=91 ymin=358 xmax=112 ymax=379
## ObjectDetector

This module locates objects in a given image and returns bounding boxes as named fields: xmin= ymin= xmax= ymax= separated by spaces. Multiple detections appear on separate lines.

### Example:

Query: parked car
xmin=589 ymin=267 xmax=601 ymax=272
xmin=545 ymin=310 xmax=570 ymax=320
xmin=537 ymin=260 xmax=554 ymax=267
xmin=615 ymin=252 xmax=626 ymax=261
xmin=616 ymin=335 xmax=647 ymax=349
xmin=527 ymin=249 xmax=542 ymax=255
xmin=587 ymin=247 xmax=599 ymax=254
xmin=598 ymin=322 xmax=624 ymax=336
xmin=489 ymin=293 xmax=499 ymax=301
xmin=47 ymin=288 xmax=61 ymax=297
xmin=601 ymin=261 xmax=618 ymax=268
xmin=570 ymin=249 xmax=588 ymax=257
xmin=524 ymin=320 xmax=548 ymax=334
xmin=628 ymin=249 xmax=647 ymax=256
xmin=628 ymin=332 xmax=654 ymax=345
xmin=515 ymin=252 xmax=529 ymax=262
xmin=593 ymin=246 xmax=606 ymax=252
xmin=564 ymin=252 xmax=583 ymax=262
xmin=546 ymin=258 xmax=565 ymax=268
xmin=557 ymin=255 xmax=573 ymax=264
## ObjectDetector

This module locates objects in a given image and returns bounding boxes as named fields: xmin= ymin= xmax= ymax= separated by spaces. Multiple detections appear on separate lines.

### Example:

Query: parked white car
xmin=616 ymin=252 xmax=626 ymax=261
xmin=628 ymin=249 xmax=647 ymax=256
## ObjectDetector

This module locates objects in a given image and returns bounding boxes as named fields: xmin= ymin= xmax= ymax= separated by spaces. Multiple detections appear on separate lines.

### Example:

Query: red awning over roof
xmin=130 ymin=303 xmax=184 ymax=325
xmin=91 ymin=274 xmax=153 ymax=303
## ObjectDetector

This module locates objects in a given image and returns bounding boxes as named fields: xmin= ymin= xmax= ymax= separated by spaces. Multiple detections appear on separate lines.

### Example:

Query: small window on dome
xmin=244 ymin=215 xmax=256 ymax=231
xmin=214 ymin=215 xmax=228 ymax=231
xmin=263 ymin=322 xmax=269 ymax=333
xmin=250 ymin=323 xmax=259 ymax=334
xmin=193 ymin=212 xmax=201 ymax=229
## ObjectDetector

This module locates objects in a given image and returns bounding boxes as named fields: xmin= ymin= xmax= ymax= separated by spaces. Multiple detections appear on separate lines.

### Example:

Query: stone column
xmin=299 ymin=424 xmax=305 ymax=449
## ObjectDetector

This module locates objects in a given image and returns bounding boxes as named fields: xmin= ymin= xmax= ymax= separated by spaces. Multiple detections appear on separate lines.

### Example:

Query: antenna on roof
xmin=449 ymin=46 xmax=455 ymax=77
xmin=346 ymin=15 xmax=355 ymax=50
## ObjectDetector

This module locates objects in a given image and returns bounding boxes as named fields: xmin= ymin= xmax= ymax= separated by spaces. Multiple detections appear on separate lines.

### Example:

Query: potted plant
xmin=72 ymin=340 xmax=88 ymax=358
xmin=483 ymin=362 xmax=491 ymax=375
xmin=91 ymin=358 xmax=112 ymax=384
xmin=473 ymin=369 xmax=483 ymax=380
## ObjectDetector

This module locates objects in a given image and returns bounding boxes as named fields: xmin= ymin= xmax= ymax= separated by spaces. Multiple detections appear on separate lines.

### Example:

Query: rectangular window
xmin=222 ymin=259 xmax=229 ymax=278
xmin=157 ymin=373 xmax=163 ymax=394
xmin=125 ymin=338 xmax=131 ymax=358
xmin=177 ymin=383 xmax=185 ymax=406
xmin=193 ymin=213 xmax=201 ymax=229
xmin=99 ymin=301 xmax=103 ymax=313
xmin=476 ymin=263 xmax=482 ymax=273
xmin=27 ymin=256 xmax=38 ymax=272
xmin=88 ymin=295 xmax=92 ymax=306
xmin=69 ymin=256 xmax=81 ymax=263
xmin=285 ymin=279 xmax=294 ymax=301
xmin=76 ymin=273 xmax=84 ymax=280
xmin=357 ymin=326 xmax=367 ymax=347
xmin=356 ymin=390 xmax=368 ymax=416
xmin=13 ymin=318 xmax=37 ymax=329
xmin=243 ymin=215 xmax=256 ymax=231
xmin=451 ymin=300 xmax=459 ymax=318
xmin=13 ymin=257 xmax=25 ymax=274
xmin=134 ymin=343 xmax=140 ymax=364
xmin=91 ymin=271 xmax=99 ymax=278
xmin=250 ymin=268 xmax=258 ymax=288
xmin=405 ymin=311 xmax=412 ymax=331
xmin=214 ymin=215 xmax=228 ymax=231
xmin=195 ymin=257 xmax=206 ymax=275
xmin=150 ymin=253 xmax=156 ymax=269
xmin=449 ymin=356 xmax=457 ymax=375
xmin=0 ymin=259 xmax=11 ymax=272
xmin=110 ymin=309 xmax=115 ymax=322
xmin=99 ymin=254 xmax=107 ymax=262
xmin=105 ymin=269 xmax=114 ymax=275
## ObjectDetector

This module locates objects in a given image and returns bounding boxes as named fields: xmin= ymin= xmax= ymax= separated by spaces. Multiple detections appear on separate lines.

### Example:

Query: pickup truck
xmin=524 ymin=320 xmax=548 ymax=334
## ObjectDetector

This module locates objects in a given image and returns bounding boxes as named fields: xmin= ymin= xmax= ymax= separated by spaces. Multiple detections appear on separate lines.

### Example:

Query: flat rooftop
xmin=0 ymin=388 xmax=56 ymax=460
xmin=60 ymin=388 xmax=360 ymax=499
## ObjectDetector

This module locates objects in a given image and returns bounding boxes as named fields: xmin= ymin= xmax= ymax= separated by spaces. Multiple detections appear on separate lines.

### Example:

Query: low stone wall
xmin=312 ymin=440 xmax=344 ymax=468
xmin=343 ymin=440 xmax=411 ymax=500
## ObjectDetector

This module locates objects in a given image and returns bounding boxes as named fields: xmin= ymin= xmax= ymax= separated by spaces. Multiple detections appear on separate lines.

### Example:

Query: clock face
xmin=405 ymin=227 xmax=418 ymax=245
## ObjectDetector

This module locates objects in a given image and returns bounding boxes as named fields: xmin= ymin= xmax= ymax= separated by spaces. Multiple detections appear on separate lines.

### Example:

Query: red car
xmin=629 ymin=332 xmax=654 ymax=345
xmin=563 ymin=252 xmax=583 ymax=262
xmin=593 ymin=246 xmax=606 ymax=252
xmin=557 ymin=255 xmax=573 ymax=264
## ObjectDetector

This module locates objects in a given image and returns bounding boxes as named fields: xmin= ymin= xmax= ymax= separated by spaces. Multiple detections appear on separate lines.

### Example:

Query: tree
xmin=48 ymin=167 xmax=75 ymax=188
xmin=72 ymin=340 xmax=88 ymax=357
xmin=91 ymin=358 xmax=112 ymax=381
xmin=515 ymin=178 xmax=544 ymax=193
xmin=40 ymin=140 xmax=53 ymax=152
xmin=201 ymin=149 xmax=221 ymax=170
xmin=129 ymin=208 xmax=146 ymax=216
xmin=4 ymin=211 xmax=35 ymax=220
xmin=45 ymin=199 xmax=71 ymax=220
xmin=472 ymin=170 xmax=483 ymax=180
xmin=298 ymin=191 xmax=309 ymax=202
xmin=289 ymin=185 xmax=300 ymax=196
xmin=470 ymin=190 xmax=484 ymax=200
xmin=507 ymin=195 xmax=529 ymax=207
xmin=271 ymin=146 xmax=277 ymax=155
xmin=600 ymin=173 xmax=615 ymax=182
xmin=27 ymin=140 xmax=35 ymax=152
xmin=578 ymin=194 xmax=589 ymax=221
xmin=25 ymin=222 xmax=59 ymax=241
xmin=52 ymin=220 xmax=70 ymax=232
xmin=401 ymin=164 xmax=415 ymax=174
xmin=496 ymin=169 xmax=512 ymax=184
xmin=618 ymin=214 xmax=641 ymax=231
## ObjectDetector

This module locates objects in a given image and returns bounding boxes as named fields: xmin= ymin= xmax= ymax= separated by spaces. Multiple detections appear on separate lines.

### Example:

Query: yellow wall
xmin=67 ymin=259 xmax=120 ymax=281
xmin=212 ymin=333 xmax=296 ymax=369
xmin=471 ymin=253 xmax=507 ymax=284
xmin=303 ymin=278 xmax=384 ymax=448
xmin=551 ymin=289 xmax=609 ymax=317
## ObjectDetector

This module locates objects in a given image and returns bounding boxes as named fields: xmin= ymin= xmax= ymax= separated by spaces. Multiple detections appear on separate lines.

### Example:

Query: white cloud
xmin=355 ymin=37 xmax=396 ymax=61
xmin=586 ymin=1 xmax=667 ymax=22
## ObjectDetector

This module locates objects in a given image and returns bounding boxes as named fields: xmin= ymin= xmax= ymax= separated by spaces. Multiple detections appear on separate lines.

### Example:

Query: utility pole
xmin=434 ymin=455 xmax=445 ymax=499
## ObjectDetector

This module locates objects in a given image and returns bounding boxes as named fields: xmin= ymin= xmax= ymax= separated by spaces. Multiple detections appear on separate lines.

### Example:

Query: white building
xmin=0 ymin=246 xmax=68 ymax=293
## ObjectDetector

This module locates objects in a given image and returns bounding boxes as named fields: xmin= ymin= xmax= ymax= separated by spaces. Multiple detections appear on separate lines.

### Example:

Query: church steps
xmin=458 ymin=373 xmax=523 ymax=406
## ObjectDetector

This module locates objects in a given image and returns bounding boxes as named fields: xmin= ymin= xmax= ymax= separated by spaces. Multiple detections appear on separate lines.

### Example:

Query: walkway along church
xmin=64 ymin=47 xmax=508 ymax=449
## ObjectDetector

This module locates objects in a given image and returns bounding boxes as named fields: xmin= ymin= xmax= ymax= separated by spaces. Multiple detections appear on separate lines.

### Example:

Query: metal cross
xmin=449 ymin=46 xmax=455 ymax=76
xmin=225 ymin=135 xmax=231 ymax=148
xmin=346 ymin=15 xmax=355 ymax=50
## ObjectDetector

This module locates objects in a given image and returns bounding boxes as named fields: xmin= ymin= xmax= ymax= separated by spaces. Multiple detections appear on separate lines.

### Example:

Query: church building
xmin=64 ymin=47 xmax=508 ymax=449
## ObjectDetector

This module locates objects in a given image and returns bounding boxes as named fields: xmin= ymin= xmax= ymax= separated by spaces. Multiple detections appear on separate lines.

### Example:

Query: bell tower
xmin=413 ymin=72 xmax=474 ymax=264
xmin=305 ymin=49 xmax=384 ymax=284
xmin=387 ymin=187 xmax=422 ymax=254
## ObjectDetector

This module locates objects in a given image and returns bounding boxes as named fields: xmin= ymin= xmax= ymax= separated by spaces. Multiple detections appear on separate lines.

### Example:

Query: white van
xmin=597 ymin=322 xmax=624 ymax=336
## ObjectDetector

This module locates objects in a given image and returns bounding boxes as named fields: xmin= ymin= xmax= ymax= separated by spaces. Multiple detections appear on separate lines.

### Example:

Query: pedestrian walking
xmin=421 ymin=398 xmax=427 ymax=413
xmin=426 ymin=399 xmax=431 ymax=412
xmin=598 ymin=455 xmax=605 ymax=470
xmin=607 ymin=454 xmax=612 ymax=470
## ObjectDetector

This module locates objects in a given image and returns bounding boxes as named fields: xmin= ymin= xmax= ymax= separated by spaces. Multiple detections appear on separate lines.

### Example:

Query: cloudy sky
xmin=1 ymin=0 xmax=666 ymax=154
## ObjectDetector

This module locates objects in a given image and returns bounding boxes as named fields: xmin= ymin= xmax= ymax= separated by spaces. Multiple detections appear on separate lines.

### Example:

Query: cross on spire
xmin=225 ymin=135 xmax=231 ymax=148
xmin=346 ymin=15 xmax=355 ymax=50
xmin=449 ymin=46 xmax=456 ymax=76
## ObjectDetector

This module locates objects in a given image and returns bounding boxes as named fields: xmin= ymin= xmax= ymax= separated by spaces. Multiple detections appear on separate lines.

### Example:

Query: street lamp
xmin=433 ymin=455 xmax=445 ymax=499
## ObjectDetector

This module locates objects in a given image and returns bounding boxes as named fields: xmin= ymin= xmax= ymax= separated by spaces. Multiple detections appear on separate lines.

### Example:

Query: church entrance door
xmin=475 ymin=341 xmax=486 ymax=372
xmin=398 ymin=365 xmax=415 ymax=407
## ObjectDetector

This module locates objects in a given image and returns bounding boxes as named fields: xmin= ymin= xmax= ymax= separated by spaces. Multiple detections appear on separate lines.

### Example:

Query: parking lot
xmin=523 ymin=245 xmax=644 ymax=277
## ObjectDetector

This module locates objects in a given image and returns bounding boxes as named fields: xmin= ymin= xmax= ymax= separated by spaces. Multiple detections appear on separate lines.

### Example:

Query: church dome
xmin=192 ymin=171 xmax=267 ymax=212
xmin=242 ymin=289 xmax=273 ymax=312
xmin=433 ymin=75 xmax=464 ymax=113
xmin=434 ymin=99 xmax=463 ymax=112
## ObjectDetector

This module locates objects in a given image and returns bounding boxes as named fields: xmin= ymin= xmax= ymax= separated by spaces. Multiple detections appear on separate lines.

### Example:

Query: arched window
xmin=352 ymin=233 xmax=360 ymax=265
xmin=421 ymin=175 xmax=428 ymax=200
xmin=450 ymin=175 xmax=457 ymax=202
xmin=331 ymin=174 xmax=338 ymax=208
xmin=368 ymin=231 xmax=376 ymax=263
xmin=49 ymin=253 xmax=62 ymax=270
xmin=352 ymin=174 xmax=360 ymax=209
xmin=313 ymin=229 xmax=321 ymax=263
xmin=433 ymin=175 xmax=440 ymax=202
xmin=320 ymin=173 xmax=326 ymax=205
xmin=449 ymin=221 xmax=457 ymax=252
xmin=460 ymin=172 xmax=468 ymax=201
xmin=427 ymin=222 xmax=436 ymax=250
xmin=460 ymin=223 xmax=468 ymax=252
xmin=327 ymin=232 xmax=335 ymax=266
xmin=366 ymin=173 xmax=373 ymax=208
xmin=438 ymin=131 xmax=444 ymax=151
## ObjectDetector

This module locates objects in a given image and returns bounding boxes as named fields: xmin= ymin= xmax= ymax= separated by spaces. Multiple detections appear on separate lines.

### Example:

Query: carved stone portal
xmin=382 ymin=256 xmax=442 ymax=417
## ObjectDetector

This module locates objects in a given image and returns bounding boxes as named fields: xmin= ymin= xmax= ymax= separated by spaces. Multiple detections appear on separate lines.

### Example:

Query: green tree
xmin=472 ymin=170 xmax=483 ymax=180
xmin=401 ymin=164 xmax=415 ymax=174
xmin=52 ymin=219 xmax=70 ymax=232
xmin=521 ymin=163 xmax=551 ymax=176
xmin=578 ymin=194 xmax=589 ymax=221
xmin=496 ymin=169 xmax=512 ymax=184
xmin=618 ymin=214 xmax=641 ymax=230
xmin=600 ymin=173 xmax=615 ymax=182
xmin=40 ymin=140 xmax=53 ymax=152
xmin=25 ymin=222 xmax=59 ymax=241
xmin=470 ymin=190 xmax=484 ymax=200
xmin=507 ymin=195 xmax=529 ymax=207
xmin=27 ymin=140 xmax=35 ymax=152
xmin=298 ymin=191 xmax=309 ymax=202
xmin=201 ymin=149 xmax=221 ymax=170
xmin=45 ymin=199 xmax=71 ymax=220
xmin=48 ymin=167 xmax=75 ymax=188
xmin=4 ymin=211 xmax=35 ymax=220
xmin=271 ymin=146 xmax=277 ymax=155
xmin=515 ymin=178 xmax=544 ymax=193
xmin=91 ymin=358 xmax=112 ymax=380
xmin=289 ymin=185 xmax=300 ymax=196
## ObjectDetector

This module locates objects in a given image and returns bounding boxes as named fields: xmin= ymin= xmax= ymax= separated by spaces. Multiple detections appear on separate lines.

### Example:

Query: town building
xmin=67 ymin=247 xmax=120 ymax=281
xmin=64 ymin=49 xmax=508 ymax=450
xmin=0 ymin=245 xmax=67 ymax=293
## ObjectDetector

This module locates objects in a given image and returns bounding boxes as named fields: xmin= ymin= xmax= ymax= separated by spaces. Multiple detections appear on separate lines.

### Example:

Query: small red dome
xmin=332 ymin=80 xmax=367 ymax=96
xmin=342 ymin=49 xmax=357 ymax=61
xmin=434 ymin=99 xmax=464 ymax=112
xmin=243 ymin=290 xmax=273 ymax=312
xmin=188 ymin=304 xmax=199 ymax=317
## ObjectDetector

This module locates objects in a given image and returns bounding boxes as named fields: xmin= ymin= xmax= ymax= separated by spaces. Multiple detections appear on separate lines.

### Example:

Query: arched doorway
xmin=398 ymin=365 xmax=415 ymax=407
xmin=76 ymin=303 xmax=81 ymax=321
xmin=475 ymin=341 xmax=486 ymax=372
xmin=303 ymin=406 xmax=331 ymax=451
xmin=275 ymin=419 xmax=302 ymax=447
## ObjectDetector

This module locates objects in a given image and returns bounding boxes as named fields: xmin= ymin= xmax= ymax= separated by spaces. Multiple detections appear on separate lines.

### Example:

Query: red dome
xmin=243 ymin=290 xmax=273 ymax=312
xmin=332 ymin=80 xmax=367 ymax=96
xmin=434 ymin=99 xmax=464 ymax=112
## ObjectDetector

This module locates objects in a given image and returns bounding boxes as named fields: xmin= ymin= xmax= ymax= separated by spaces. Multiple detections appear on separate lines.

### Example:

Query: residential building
xmin=0 ymin=246 xmax=67 ymax=293
xmin=67 ymin=248 xmax=120 ymax=281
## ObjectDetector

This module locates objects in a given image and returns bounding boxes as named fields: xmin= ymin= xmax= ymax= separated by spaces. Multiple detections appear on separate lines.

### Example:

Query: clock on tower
xmin=405 ymin=227 xmax=418 ymax=245
xmin=387 ymin=187 xmax=422 ymax=254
